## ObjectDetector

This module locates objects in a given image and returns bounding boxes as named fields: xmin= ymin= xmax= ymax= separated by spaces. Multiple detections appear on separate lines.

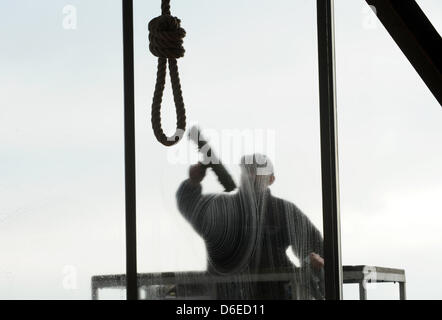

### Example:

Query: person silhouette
xmin=176 ymin=154 xmax=324 ymax=299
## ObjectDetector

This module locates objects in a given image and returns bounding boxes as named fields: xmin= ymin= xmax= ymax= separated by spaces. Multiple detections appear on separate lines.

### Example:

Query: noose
xmin=148 ymin=0 xmax=186 ymax=146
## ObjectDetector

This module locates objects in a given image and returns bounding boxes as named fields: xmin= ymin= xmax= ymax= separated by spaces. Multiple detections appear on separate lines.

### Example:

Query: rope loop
xmin=148 ymin=0 xmax=187 ymax=147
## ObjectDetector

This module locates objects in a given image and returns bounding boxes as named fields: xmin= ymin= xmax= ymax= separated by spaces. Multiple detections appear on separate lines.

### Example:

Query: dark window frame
xmin=121 ymin=0 xmax=344 ymax=300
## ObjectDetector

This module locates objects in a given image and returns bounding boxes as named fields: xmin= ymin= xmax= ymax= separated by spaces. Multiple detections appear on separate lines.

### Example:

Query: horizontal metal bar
xmin=92 ymin=270 xmax=304 ymax=289
xmin=343 ymin=266 xmax=406 ymax=283
xmin=366 ymin=0 xmax=442 ymax=106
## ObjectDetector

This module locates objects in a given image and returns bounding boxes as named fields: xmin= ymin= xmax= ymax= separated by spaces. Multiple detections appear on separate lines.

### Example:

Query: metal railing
xmin=91 ymin=265 xmax=405 ymax=300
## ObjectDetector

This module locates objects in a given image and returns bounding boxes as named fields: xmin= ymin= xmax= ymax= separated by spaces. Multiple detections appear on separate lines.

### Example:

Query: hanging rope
xmin=148 ymin=0 xmax=187 ymax=147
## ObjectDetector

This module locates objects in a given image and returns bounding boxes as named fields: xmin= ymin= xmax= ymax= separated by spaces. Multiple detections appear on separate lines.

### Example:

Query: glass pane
xmin=0 ymin=0 xmax=125 ymax=299
xmin=134 ymin=0 xmax=325 ymax=300
xmin=335 ymin=0 xmax=442 ymax=300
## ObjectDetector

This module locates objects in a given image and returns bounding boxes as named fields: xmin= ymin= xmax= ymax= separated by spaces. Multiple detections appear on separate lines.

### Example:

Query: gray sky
xmin=0 ymin=0 xmax=441 ymax=300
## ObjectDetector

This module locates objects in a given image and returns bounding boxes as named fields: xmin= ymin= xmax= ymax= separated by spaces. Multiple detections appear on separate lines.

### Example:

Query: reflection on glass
xmin=134 ymin=0 xmax=324 ymax=300
xmin=176 ymin=153 xmax=324 ymax=299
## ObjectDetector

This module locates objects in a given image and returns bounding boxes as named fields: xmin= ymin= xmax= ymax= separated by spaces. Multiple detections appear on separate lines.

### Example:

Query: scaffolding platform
xmin=91 ymin=265 xmax=406 ymax=300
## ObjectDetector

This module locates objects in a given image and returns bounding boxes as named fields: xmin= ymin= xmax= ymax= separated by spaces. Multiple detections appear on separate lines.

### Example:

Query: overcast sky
xmin=0 ymin=0 xmax=440 ymax=300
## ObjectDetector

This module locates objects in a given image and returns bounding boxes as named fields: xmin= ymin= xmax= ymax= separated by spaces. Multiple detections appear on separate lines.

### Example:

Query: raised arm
xmin=176 ymin=164 xmax=219 ymax=238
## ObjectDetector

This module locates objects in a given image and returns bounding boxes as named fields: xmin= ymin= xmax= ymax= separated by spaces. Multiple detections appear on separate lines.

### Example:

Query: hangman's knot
xmin=148 ymin=14 xmax=186 ymax=59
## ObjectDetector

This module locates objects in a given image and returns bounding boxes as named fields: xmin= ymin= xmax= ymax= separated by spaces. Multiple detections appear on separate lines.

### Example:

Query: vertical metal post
xmin=359 ymin=282 xmax=368 ymax=300
xmin=91 ymin=287 xmax=99 ymax=300
xmin=317 ymin=0 xmax=343 ymax=300
xmin=122 ymin=0 xmax=138 ymax=300
xmin=399 ymin=282 xmax=407 ymax=300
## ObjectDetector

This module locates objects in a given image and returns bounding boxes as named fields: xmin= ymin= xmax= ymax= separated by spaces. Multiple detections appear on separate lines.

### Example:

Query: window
xmin=335 ymin=0 xmax=442 ymax=300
